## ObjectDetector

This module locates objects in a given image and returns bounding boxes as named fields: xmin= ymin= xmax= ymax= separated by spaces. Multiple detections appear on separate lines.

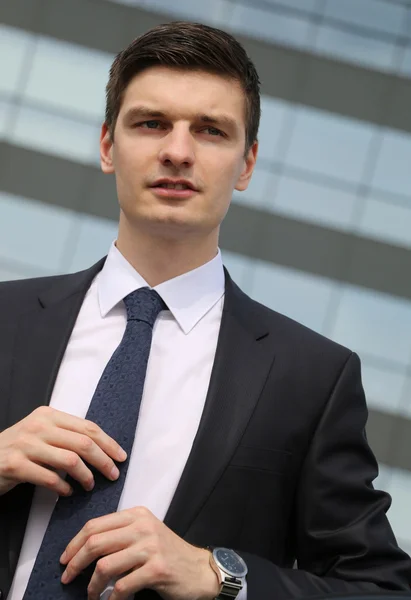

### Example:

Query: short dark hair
xmin=105 ymin=21 xmax=261 ymax=156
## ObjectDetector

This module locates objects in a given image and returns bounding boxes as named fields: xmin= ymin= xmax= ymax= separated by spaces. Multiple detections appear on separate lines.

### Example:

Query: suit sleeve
xmin=237 ymin=352 xmax=411 ymax=599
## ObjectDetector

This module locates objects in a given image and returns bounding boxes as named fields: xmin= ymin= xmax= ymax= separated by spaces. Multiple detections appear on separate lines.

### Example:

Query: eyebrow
xmin=123 ymin=106 xmax=238 ymax=133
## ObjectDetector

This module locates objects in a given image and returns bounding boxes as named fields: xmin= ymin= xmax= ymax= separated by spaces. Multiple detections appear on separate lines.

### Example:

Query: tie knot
xmin=123 ymin=287 xmax=166 ymax=326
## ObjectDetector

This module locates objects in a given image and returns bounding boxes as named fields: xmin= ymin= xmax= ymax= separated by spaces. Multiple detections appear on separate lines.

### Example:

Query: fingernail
xmin=60 ymin=551 xmax=67 ymax=564
xmin=65 ymin=487 xmax=73 ymax=496
xmin=118 ymin=448 xmax=127 ymax=461
xmin=61 ymin=570 xmax=68 ymax=584
xmin=86 ymin=480 xmax=95 ymax=491
xmin=111 ymin=466 xmax=120 ymax=480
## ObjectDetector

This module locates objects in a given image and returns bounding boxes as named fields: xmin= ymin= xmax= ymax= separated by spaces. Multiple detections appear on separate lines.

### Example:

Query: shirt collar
xmin=98 ymin=242 xmax=225 ymax=334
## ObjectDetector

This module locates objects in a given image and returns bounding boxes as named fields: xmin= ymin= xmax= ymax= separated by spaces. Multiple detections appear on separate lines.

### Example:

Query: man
xmin=0 ymin=20 xmax=410 ymax=600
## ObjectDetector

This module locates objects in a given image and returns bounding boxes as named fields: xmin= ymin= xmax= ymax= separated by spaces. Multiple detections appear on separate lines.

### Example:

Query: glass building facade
xmin=1 ymin=0 xmax=411 ymax=551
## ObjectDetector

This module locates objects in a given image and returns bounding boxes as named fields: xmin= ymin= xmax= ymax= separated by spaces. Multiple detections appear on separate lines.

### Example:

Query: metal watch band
xmin=216 ymin=576 xmax=243 ymax=599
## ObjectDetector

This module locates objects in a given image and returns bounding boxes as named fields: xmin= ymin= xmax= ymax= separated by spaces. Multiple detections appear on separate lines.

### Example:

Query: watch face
xmin=214 ymin=548 xmax=248 ymax=578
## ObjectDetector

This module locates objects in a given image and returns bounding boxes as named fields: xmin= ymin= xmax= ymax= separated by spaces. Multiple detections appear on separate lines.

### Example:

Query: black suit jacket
xmin=0 ymin=258 xmax=410 ymax=600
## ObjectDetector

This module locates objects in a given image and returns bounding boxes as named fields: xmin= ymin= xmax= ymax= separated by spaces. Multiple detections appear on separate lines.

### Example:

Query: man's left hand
xmin=59 ymin=506 xmax=220 ymax=600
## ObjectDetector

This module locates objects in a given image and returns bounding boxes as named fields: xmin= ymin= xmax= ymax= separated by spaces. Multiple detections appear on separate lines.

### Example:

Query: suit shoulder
xmin=0 ymin=272 xmax=79 ymax=313
xmin=242 ymin=289 xmax=352 ymax=362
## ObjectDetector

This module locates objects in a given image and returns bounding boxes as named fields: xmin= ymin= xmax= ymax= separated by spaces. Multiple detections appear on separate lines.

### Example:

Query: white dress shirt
xmin=8 ymin=243 xmax=247 ymax=600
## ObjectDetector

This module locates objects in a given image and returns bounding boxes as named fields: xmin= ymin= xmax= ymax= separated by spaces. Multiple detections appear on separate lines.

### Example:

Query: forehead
xmin=120 ymin=66 xmax=246 ymax=124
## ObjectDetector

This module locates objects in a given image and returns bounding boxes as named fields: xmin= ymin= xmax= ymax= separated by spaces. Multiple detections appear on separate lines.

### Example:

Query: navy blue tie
xmin=23 ymin=287 xmax=166 ymax=599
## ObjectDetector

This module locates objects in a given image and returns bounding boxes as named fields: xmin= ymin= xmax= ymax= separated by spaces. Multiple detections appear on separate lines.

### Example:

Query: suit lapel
xmin=8 ymin=260 xmax=106 ymax=428
xmin=164 ymin=272 xmax=275 ymax=537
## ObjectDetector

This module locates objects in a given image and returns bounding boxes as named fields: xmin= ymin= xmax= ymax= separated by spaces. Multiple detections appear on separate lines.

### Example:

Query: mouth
xmin=150 ymin=181 xmax=198 ymax=199
xmin=150 ymin=185 xmax=198 ymax=199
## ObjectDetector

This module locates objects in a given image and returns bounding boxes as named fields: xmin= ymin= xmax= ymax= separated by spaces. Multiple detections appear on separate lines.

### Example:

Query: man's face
xmin=100 ymin=66 xmax=258 ymax=240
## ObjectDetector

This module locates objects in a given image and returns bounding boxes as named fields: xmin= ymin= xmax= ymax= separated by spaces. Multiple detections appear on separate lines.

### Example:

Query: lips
xmin=150 ymin=185 xmax=198 ymax=199
xmin=151 ymin=179 xmax=197 ymax=191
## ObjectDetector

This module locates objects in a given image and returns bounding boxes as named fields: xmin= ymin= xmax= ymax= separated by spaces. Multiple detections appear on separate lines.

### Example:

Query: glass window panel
xmin=108 ymin=0 xmax=144 ymax=4
xmin=9 ymin=105 xmax=100 ymax=165
xmin=221 ymin=250 xmax=254 ymax=294
xmin=68 ymin=214 xmax=118 ymax=273
xmin=286 ymin=106 xmax=375 ymax=184
xmin=142 ymin=0 xmax=229 ymax=23
xmin=386 ymin=468 xmax=411 ymax=543
xmin=0 ymin=192 xmax=76 ymax=271
xmin=251 ymin=260 xmax=335 ymax=333
xmin=0 ymin=25 xmax=33 ymax=96
xmin=258 ymin=96 xmax=291 ymax=162
xmin=324 ymin=0 xmax=407 ymax=37
xmin=397 ymin=538 xmax=411 ymax=557
xmin=332 ymin=286 xmax=411 ymax=365
xmin=397 ymin=377 xmax=411 ymax=418
xmin=314 ymin=24 xmax=397 ymax=71
xmin=0 ymin=99 xmax=12 ymax=140
xmin=24 ymin=37 xmax=112 ymax=120
xmin=230 ymin=4 xmax=312 ymax=48
xmin=359 ymin=198 xmax=411 ymax=248
xmin=399 ymin=44 xmax=411 ymax=77
xmin=373 ymin=463 xmax=392 ymax=493
xmin=371 ymin=129 xmax=411 ymax=197
xmin=0 ymin=265 xmax=29 ymax=282
xmin=273 ymin=175 xmax=357 ymax=230
xmin=361 ymin=362 xmax=406 ymax=414
xmin=232 ymin=166 xmax=276 ymax=210
xmin=262 ymin=0 xmax=318 ymax=12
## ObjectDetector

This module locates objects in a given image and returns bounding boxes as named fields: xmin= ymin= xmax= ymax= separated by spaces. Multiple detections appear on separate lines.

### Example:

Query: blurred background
xmin=1 ymin=0 xmax=411 ymax=552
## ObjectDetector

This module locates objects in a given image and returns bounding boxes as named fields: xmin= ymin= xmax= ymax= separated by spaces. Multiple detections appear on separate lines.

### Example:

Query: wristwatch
xmin=208 ymin=547 xmax=248 ymax=599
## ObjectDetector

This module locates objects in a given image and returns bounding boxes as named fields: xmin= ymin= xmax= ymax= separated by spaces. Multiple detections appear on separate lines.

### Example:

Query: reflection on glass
xmin=232 ymin=166 xmax=276 ymax=210
xmin=386 ymin=468 xmax=411 ymax=544
xmin=230 ymin=3 xmax=312 ymax=48
xmin=361 ymin=361 xmax=406 ymax=414
xmin=372 ymin=129 xmax=411 ymax=197
xmin=359 ymin=198 xmax=411 ymax=249
xmin=0 ymin=99 xmax=12 ymax=140
xmin=145 ymin=0 xmax=228 ymax=23
xmin=399 ymin=45 xmax=411 ymax=77
xmin=68 ymin=214 xmax=118 ymax=273
xmin=332 ymin=285 xmax=411 ymax=365
xmin=286 ymin=106 xmax=375 ymax=184
xmin=24 ymin=37 xmax=112 ymax=120
xmin=258 ymin=96 xmax=291 ymax=162
xmin=262 ymin=0 xmax=318 ymax=12
xmin=0 ymin=267 xmax=28 ymax=282
xmin=221 ymin=250 xmax=254 ymax=294
xmin=0 ymin=192 xmax=76 ymax=271
xmin=251 ymin=260 xmax=335 ymax=333
xmin=9 ymin=105 xmax=100 ymax=165
xmin=324 ymin=0 xmax=407 ymax=37
xmin=274 ymin=175 xmax=357 ymax=230
xmin=314 ymin=24 xmax=397 ymax=71
xmin=0 ymin=25 xmax=33 ymax=96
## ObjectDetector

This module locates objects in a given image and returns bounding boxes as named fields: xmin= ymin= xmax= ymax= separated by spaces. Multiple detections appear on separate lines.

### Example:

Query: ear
xmin=235 ymin=141 xmax=258 ymax=192
xmin=100 ymin=122 xmax=114 ymax=174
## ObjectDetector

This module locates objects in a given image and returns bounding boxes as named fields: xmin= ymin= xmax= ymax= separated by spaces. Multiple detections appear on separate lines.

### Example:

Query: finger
xmin=62 ymin=528 xmax=137 ymax=585
xmin=45 ymin=429 xmax=121 ymax=483
xmin=108 ymin=564 xmax=151 ymax=600
xmin=51 ymin=410 xmax=127 ymax=462
xmin=5 ymin=456 xmax=72 ymax=496
xmin=89 ymin=548 xmax=146 ymax=600
xmin=61 ymin=510 xmax=137 ymax=564
xmin=32 ymin=445 xmax=95 ymax=492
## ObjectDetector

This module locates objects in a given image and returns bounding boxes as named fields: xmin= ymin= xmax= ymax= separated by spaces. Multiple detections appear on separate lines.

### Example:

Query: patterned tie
xmin=23 ymin=287 xmax=166 ymax=599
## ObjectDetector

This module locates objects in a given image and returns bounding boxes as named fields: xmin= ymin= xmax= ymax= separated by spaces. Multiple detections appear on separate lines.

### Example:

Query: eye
xmin=204 ymin=127 xmax=224 ymax=137
xmin=138 ymin=120 xmax=164 ymax=130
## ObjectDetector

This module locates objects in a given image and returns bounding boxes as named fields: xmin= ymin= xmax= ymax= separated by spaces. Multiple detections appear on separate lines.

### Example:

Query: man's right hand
xmin=0 ymin=406 xmax=127 ymax=496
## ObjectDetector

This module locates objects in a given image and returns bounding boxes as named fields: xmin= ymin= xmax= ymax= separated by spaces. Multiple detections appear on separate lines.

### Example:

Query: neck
xmin=116 ymin=220 xmax=219 ymax=287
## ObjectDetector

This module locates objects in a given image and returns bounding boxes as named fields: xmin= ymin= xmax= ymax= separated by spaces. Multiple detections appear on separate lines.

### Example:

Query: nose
xmin=158 ymin=126 xmax=195 ymax=170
